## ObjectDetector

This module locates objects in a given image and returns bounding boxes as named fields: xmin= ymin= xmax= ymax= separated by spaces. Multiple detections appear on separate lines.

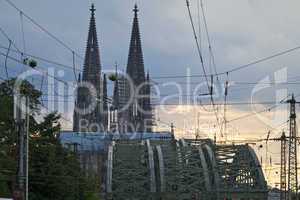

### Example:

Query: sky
xmin=1 ymin=0 xmax=300 ymax=186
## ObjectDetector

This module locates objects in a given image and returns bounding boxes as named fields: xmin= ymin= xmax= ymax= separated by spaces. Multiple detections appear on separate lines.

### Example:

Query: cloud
xmin=0 ymin=0 xmax=299 ymax=133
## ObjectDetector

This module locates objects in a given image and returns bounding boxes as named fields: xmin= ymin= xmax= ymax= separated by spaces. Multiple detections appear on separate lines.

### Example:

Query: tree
xmin=0 ymin=79 xmax=100 ymax=199
xmin=0 ymin=79 xmax=40 ymax=198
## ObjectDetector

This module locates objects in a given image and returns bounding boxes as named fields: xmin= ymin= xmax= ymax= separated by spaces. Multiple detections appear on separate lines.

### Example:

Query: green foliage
xmin=0 ymin=79 xmax=100 ymax=199
xmin=108 ymin=74 xmax=117 ymax=81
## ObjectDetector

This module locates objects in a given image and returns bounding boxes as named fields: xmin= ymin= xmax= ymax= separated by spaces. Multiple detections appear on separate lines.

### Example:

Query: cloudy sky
xmin=1 ymin=0 xmax=300 ymax=185
xmin=1 ymin=0 xmax=300 ymax=129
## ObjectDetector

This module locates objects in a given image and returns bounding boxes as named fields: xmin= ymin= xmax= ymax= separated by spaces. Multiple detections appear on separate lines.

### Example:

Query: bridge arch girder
xmin=106 ymin=139 xmax=268 ymax=200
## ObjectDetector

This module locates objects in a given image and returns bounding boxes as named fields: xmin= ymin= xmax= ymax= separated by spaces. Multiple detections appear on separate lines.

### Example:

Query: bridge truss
xmin=105 ymin=139 xmax=268 ymax=200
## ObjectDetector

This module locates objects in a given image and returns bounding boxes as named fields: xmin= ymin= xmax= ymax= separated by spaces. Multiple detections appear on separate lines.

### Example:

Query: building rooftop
xmin=59 ymin=131 xmax=173 ymax=152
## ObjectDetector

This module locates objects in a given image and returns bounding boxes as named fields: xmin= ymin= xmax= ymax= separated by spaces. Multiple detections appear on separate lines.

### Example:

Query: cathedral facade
xmin=73 ymin=4 xmax=153 ymax=133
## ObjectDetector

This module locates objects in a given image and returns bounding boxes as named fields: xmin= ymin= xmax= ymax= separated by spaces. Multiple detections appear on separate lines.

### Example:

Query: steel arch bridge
xmin=105 ymin=139 xmax=268 ymax=200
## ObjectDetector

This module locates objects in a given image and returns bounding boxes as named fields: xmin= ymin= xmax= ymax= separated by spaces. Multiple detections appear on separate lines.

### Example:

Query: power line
xmin=2 ymin=51 xmax=298 ymax=109
xmin=150 ymin=43 xmax=300 ymax=79
xmin=200 ymin=0 xmax=220 ymax=83
xmin=0 ymin=75 xmax=73 ymax=124
xmin=0 ymin=27 xmax=22 ymax=53
xmin=152 ymin=80 xmax=300 ymax=85
xmin=19 ymin=11 xmax=26 ymax=54
xmin=3 ymin=44 xmax=300 ymax=85
xmin=3 ymin=0 xmax=84 ymax=61
xmin=2 ymin=1 xmax=300 ymax=83
xmin=227 ymin=95 xmax=295 ymax=123
xmin=227 ymin=104 xmax=279 ymax=123
xmin=186 ymin=0 xmax=221 ymax=133
xmin=0 ymin=51 xmax=70 ymax=86
xmin=4 ymin=41 xmax=12 ymax=78
xmin=186 ymin=0 xmax=209 ymax=89
xmin=0 ymin=44 xmax=82 ymax=72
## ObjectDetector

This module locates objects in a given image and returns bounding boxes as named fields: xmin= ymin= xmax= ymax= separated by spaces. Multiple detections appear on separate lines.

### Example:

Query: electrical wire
xmin=151 ymin=44 xmax=300 ymax=79
xmin=72 ymin=51 xmax=78 ymax=83
xmin=0 ymin=27 xmax=22 ymax=53
xmin=20 ymin=11 xmax=26 ymax=54
xmin=200 ymin=0 xmax=220 ymax=84
xmin=0 ymin=51 xmax=69 ymax=86
xmin=3 ymin=44 xmax=300 ymax=85
xmin=4 ymin=40 xmax=12 ymax=79
xmin=227 ymin=95 xmax=293 ymax=123
xmin=186 ymin=0 xmax=221 ymax=133
xmin=0 ymin=44 xmax=82 ymax=72
xmin=4 ymin=0 xmax=84 ymax=61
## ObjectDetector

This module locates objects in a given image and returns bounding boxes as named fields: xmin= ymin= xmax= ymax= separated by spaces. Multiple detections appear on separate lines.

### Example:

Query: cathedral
xmin=73 ymin=4 xmax=153 ymax=133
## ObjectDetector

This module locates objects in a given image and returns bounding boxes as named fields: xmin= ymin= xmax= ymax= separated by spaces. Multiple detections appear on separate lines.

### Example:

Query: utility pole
xmin=14 ymin=93 xmax=29 ymax=200
xmin=223 ymin=79 xmax=229 ymax=143
xmin=280 ymin=131 xmax=287 ymax=200
xmin=266 ymin=131 xmax=271 ymax=177
xmin=25 ymin=97 xmax=29 ymax=200
xmin=286 ymin=94 xmax=298 ymax=200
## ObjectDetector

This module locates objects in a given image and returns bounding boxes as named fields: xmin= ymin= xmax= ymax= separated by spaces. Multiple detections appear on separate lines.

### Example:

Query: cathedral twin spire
xmin=82 ymin=3 xmax=101 ymax=85
xmin=73 ymin=4 xmax=106 ymax=132
xmin=126 ymin=4 xmax=145 ymax=86
xmin=74 ymin=4 xmax=152 ymax=133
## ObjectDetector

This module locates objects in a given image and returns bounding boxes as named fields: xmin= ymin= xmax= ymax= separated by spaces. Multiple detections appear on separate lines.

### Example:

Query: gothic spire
xmin=90 ymin=3 xmax=96 ymax=16
xmin=126 ymin=4 xmax=145 ymax=85
xmin=82 ymin=3 xmax=102 ymax=85
xmin=73 ymin=4 xmax=104 ymax=132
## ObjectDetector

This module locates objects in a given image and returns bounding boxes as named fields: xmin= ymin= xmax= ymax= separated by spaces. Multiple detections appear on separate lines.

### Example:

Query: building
xmin=110 ymin=5 xmax=153 ymax=133
xmin=73 ymin=4 xmax=153 ymax=133
xmin=73 ymin=4 xmax=108 ymax=132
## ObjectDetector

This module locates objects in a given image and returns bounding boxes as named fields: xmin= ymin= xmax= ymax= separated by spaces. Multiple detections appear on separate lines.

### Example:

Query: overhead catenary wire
xmin=3 ymin=0 xmax=84 ymax=61
xmin=3 ymin=0 xmax=82 ymax=84
xmin=0 ymin=72 xmax=74 ymax=124
xmin=0 ymin=51 xmax=70 ymax=86
xmin=226 ymin=94 xmax=294 ymax=123
xmin=150 ymin=44 xmax=300 ymax=79
xmin=3 ymin=43 xmax=300 ymax=84
xmin=0 ymin=61 xmax=293 ymax=128
xmin=151 ymin=79 xmax=300 ymax=85
xmin=196 ymin=0 xmax=202 ymax=53
xmin=1 ymin=50 xmax=298 ymax=108
xmin=72 ymin=51 xmax=78 ymax=83
xmin=0 ymin=44 xmax=82 ymax=72
xmin=186 ymin=0 xmax=209 ymax=87
xmin=6 ymin=54 xmax=113 ymax=104
xmin=20 ymin=11 xmax=26 ymax=54
xmin=0 ymin=27 xmax=22 ymax=53
xmin=199 ymin=0 xmax=220 ymax=84
xmin=186 ymin=0 xmax=221 ymax=133
xmin=1 ymin=1 xmax=300 ymax=82
xmin=4 ymin=40 xmax=12 ymax=79
xmin=0 ymin=51 xmax=115 ymax=105
xmin=0 ymin=50 xmax=293 ymax=108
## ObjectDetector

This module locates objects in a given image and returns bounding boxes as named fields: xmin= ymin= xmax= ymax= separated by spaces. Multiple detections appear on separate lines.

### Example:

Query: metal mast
xmin=287 ymin=94 xmax=298 ymax=199
xmin=280 ymin=131 xmax=287 ymax=200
